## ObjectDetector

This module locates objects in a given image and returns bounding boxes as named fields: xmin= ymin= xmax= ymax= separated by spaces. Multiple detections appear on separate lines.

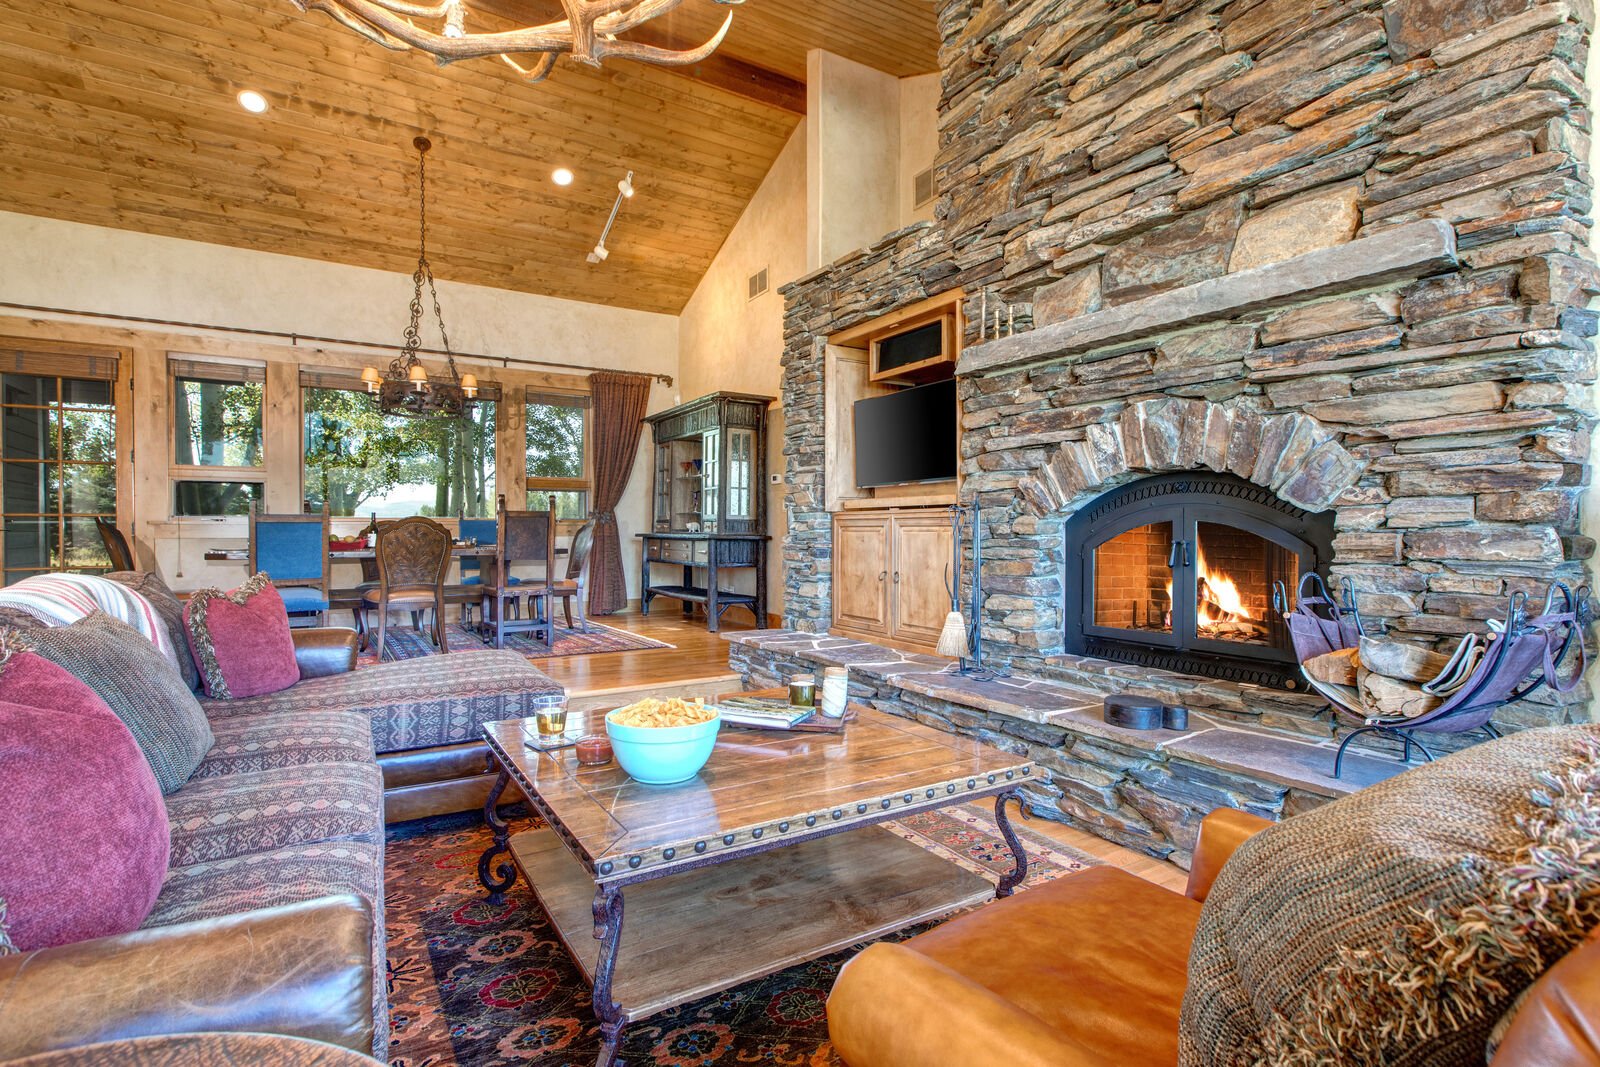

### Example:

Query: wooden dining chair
xmin=548 ymin=520 xmax=596 ymax=633
xmin=479 ymin=494 xmax=556 ymax=650
xmin=95 ymin=517 xmax=136 ymax=572
xmin=456 ymin=515 xmax=522 ymax=629
xmin=248 ymin=503 xmax=332 ymax=626
xmin=362 ymin=516 xmax=452 ymax=662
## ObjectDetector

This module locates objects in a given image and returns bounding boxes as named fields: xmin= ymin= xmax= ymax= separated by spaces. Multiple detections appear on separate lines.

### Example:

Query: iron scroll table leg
xmin=592 ymin=885 xmax=626 ymax=1067
xmin=476 ymin=768 xmax=518 ymax=905
xmin=994 ymin=789 xmax=1030 ymax=898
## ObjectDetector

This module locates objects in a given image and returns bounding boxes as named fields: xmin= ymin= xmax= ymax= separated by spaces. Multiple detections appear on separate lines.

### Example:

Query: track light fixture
xmin=586 ymin=169 xmax=634 ymax=267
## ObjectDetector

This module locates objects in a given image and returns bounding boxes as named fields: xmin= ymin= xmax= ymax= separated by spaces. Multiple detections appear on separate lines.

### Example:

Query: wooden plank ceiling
xmin=0 ymin=0 xmax=938 ymax=316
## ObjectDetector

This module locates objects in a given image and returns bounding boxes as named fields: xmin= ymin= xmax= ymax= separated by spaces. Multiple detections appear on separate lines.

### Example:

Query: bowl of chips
xmin=604 ymin=697 xmax=722 ymax=785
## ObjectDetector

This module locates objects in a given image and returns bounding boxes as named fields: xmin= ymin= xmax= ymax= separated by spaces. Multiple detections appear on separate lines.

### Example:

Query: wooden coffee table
xmin=476 ymin=706 xmax=1034 ymax=1066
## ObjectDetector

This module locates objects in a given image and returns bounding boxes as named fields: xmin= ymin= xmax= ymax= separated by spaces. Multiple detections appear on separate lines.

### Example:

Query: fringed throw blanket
xmin=1180 ymin=724 xmax=1600 ymax=1067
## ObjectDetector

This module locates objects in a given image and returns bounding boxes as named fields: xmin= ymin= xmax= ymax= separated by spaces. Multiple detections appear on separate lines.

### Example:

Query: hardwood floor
xmin=548 ymin=606 xmax=1193 ymax=892
xmin=536 ymin=604 xmax=757 ymax=695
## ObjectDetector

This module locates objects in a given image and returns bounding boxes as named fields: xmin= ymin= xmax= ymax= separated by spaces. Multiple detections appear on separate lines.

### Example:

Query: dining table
xmin=202 ymin=543 xmax=568 ymax=651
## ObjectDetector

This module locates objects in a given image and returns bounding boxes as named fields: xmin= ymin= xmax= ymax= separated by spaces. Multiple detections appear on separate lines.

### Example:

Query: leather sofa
xmin=827 ymin=808 xmax=1600 ymax=1067
xmin=0 ymin=625 xmax=567 ymax=1063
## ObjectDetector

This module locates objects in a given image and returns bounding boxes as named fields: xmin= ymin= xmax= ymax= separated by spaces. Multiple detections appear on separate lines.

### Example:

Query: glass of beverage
xmin=534 ymin=708 xmax=569 ymax=737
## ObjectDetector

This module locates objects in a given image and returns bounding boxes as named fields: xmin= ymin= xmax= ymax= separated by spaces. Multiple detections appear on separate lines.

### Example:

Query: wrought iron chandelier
xmin=360 ymin=136 xmax=479 ymax=420
xmin=286 ymin=0 xmax=744 ymax=83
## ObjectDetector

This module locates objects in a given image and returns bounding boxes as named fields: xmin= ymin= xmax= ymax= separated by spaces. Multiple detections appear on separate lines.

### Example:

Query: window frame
xmin=299 ymin=379 xmax=501 ymax=520
xmin=525 ymin=387 xmax=593 ymax=527
xmin=167 ymin=355 xmax=268 ymax=519
xmin=0 ymin=337 xmax=126 ymax=583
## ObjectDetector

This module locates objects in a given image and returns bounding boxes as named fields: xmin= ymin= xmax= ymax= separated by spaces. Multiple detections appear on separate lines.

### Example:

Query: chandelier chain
xmin=370 ymin=136 xmax=476 ymax=419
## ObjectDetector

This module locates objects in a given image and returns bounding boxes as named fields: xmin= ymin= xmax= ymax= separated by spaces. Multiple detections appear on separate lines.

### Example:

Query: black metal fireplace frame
xmin=1062 ymin=472 xmax=1335 ymax=689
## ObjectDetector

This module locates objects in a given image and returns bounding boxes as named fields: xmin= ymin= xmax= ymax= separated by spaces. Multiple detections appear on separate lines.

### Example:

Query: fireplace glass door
xmin=1066 ymin=473 xmax=1335 ymax=688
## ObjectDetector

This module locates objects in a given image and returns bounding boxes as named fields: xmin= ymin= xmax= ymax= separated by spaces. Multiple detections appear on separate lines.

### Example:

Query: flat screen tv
xmin=854 ymin=378 xmax=957 ymax=488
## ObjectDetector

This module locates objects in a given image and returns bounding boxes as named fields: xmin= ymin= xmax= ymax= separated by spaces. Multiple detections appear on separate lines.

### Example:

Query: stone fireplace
xmin=1063 ymin=471 xmax=1333 ymax=689
xmin=762 ymin=0 xmax=1598 ymax=858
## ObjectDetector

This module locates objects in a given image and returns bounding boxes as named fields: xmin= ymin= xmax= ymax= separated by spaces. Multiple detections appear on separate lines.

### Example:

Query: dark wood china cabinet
xmin=637 ymin=392 xmax=773 ymax=631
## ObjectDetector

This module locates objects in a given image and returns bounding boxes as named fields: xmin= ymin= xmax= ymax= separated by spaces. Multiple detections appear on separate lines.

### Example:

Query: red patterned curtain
xmin=586 ymin=371 xmax=652 ymax=615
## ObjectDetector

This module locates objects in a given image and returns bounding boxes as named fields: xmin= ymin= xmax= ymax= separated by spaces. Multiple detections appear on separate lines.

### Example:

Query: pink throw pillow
xmin=0 ymin=647 xmax=170 ymax=951
xmin=184 ymin=573 xmax=300 ymax=700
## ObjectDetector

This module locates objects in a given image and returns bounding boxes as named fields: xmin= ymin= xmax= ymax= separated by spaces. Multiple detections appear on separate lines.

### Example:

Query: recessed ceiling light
xmin=237 ymin=89 xmax=270 ymax=114
xmin=552 ymin=167 xmax=574 ymax=187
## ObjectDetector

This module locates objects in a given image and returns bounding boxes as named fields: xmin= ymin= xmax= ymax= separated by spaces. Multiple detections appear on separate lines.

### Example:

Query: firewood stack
xmin=1301 ymin=636 xmax=1452 ymax=719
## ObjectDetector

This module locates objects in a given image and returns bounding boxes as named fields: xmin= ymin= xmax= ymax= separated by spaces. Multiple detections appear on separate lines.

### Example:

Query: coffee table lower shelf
xmin=508 ymin=822 xmax=994 ymax=1027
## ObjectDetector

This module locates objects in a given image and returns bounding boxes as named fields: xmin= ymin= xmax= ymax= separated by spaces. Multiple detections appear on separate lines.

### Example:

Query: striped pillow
xmin=0 ymin=573 xmax=180 ymax=675
xmin=26 ymin=613 xmax=214 ymax=794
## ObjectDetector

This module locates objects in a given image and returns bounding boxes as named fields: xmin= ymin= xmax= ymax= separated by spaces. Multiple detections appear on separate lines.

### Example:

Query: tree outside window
xmin=527 ymin=393 xmax=588 ymax=520
xmin=171 ymin=368 xmax=265 ymax=517
xmin=303 ymin=386 xmax=496 ymax=517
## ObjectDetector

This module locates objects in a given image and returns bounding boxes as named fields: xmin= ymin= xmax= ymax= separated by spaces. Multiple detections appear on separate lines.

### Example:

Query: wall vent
xmin=747 ymin=266 xmax=770 ymax=300
xmin=913 ymin=166 xmax=936 ymax=208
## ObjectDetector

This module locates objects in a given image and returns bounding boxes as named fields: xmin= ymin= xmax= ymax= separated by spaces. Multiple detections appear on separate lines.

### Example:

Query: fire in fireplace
xmin=1064 ymin=473 xmax=1334 ymax=688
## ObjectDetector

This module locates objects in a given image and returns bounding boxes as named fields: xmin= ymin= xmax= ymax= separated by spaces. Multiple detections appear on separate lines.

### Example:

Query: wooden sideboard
xmin=831 ymin=508 xmax=953 ymax=653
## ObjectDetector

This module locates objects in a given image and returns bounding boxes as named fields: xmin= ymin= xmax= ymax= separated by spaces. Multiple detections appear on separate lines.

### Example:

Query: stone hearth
xmin=772 ymin=0 xmax=1596 ymax=853
xmin=724 ymin=630 xmax=1405 ymax=866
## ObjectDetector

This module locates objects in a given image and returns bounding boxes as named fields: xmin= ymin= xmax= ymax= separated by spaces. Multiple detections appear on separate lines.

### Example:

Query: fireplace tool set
xmin=938 ymin=503 xmax=1001 ymax=678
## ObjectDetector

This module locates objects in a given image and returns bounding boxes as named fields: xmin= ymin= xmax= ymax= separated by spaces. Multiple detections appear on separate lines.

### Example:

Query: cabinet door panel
xmin=891 ymin=514 xmax=955 ymax=648
xmin=832 ymin=515 xmax=891 ymax=635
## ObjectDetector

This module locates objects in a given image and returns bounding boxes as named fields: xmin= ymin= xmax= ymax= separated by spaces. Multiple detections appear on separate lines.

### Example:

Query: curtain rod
xmin=0 ymin=301 xmax=676 ymax=387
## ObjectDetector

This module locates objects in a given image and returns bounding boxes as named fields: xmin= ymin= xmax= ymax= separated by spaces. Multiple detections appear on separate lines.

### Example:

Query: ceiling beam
xmin=473 ymin=0 xmax=805 ymax=114
xmin=618 ymin=23 xmax=806 ymax=114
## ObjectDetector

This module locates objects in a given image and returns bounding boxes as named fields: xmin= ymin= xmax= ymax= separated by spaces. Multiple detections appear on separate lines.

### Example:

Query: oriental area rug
xmin=359 ymin=621 xmax=673 ymax=665
xmin=384 ymin=805 xmax=1097 ymax=1066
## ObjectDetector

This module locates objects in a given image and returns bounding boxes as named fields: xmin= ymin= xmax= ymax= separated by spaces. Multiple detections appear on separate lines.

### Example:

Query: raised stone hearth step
xmin=724 ymin=631 xmax=1411 ymax=865
xmin=958 ymin=218 xmax=1458 ymax=377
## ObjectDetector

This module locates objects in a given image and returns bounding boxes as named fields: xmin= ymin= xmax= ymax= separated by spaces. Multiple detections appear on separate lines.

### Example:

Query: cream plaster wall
xmin=0 ymin=211 xmax=677 ymax=598
xmin=677 ymin=127 xmax=807 ymax=615
xmin=899 ymin=73 xmax=941 ymax=227
xmin=806 ymin=50 xmax=903 ymax=271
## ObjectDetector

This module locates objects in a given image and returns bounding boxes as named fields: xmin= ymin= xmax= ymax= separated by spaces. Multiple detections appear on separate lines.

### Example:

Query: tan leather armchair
xmin=827 ymin=808 xmax=1600 ymax=1067
xmin=0 ymin=897 xmax=375 ymax=1061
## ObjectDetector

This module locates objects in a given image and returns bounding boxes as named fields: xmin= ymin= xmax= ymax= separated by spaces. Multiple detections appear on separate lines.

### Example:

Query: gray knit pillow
xmin=1181 ymin=724 xmax=1600 ymax=1067
xmin=28 ymin=612 xmax=214 ymax=794
xmin=105 ymin=570 xmax=200 ymax=692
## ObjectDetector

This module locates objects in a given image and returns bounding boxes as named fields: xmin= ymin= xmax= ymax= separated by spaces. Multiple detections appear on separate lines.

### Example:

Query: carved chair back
xmin=375 ymin=517 xmax=452 ymax=593
xmin=566 ymin=520 xmax=595 ymax=581
xmin=95 ymin=517 xmax=136 ymax=572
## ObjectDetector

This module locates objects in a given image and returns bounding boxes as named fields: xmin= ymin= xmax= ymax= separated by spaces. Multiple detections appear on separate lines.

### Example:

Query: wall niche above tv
xmin=832 ymin=290 xmax=962 ymax=387
xmin=823 ymin=290 xmax=964 ymax=514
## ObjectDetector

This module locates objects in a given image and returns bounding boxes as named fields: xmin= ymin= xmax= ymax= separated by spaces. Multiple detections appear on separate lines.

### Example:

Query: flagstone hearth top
xmin=725 ymin=630 xmax=1405 ymax=798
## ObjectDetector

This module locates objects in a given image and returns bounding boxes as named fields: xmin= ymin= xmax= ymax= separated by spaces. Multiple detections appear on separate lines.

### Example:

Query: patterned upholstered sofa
xmin=0 ymin=575 xmax=568 ymax=1062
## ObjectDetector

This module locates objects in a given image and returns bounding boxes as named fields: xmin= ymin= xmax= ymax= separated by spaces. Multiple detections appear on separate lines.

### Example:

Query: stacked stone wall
xmin=780 ymin=0 xmax=1598 ymax=730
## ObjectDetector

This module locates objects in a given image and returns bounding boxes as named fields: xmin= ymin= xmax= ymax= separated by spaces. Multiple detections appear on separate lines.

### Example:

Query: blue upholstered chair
xmin=248 ymin=503 xmax=331 ymax=626
xmin=457 ymin=516 xmax=519 ymax=629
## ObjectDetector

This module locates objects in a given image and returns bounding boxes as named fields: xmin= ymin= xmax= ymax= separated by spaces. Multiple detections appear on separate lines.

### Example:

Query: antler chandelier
xmin=287 ymin=0 xmax=744 ymax=82
xmin=360 ymin=136 xmax=480 ymax=420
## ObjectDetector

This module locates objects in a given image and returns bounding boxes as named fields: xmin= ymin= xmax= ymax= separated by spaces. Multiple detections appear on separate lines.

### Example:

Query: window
xmin=526 ymin=390 xmax=589 ymax=520
xmin=302 ymin=376 xmax=497 ymax=518
xmin=169 ymin=358 xmax=266 ymax=517
xmin=0 ymin=346 xmax=121 ymax=585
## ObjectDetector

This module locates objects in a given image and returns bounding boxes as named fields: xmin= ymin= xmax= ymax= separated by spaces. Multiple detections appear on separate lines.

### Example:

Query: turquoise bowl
xmin=604 ymin=709 xmax=722 ymax=785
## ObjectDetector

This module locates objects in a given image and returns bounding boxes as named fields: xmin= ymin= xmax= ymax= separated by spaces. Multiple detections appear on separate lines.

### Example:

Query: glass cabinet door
xmin=653 ymin=443 xmax=670 ymax=531
xmin=700 ymin=429 xmax=720 ymax=533
xmin=727 ymin=428 xmax=754 ymax=521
